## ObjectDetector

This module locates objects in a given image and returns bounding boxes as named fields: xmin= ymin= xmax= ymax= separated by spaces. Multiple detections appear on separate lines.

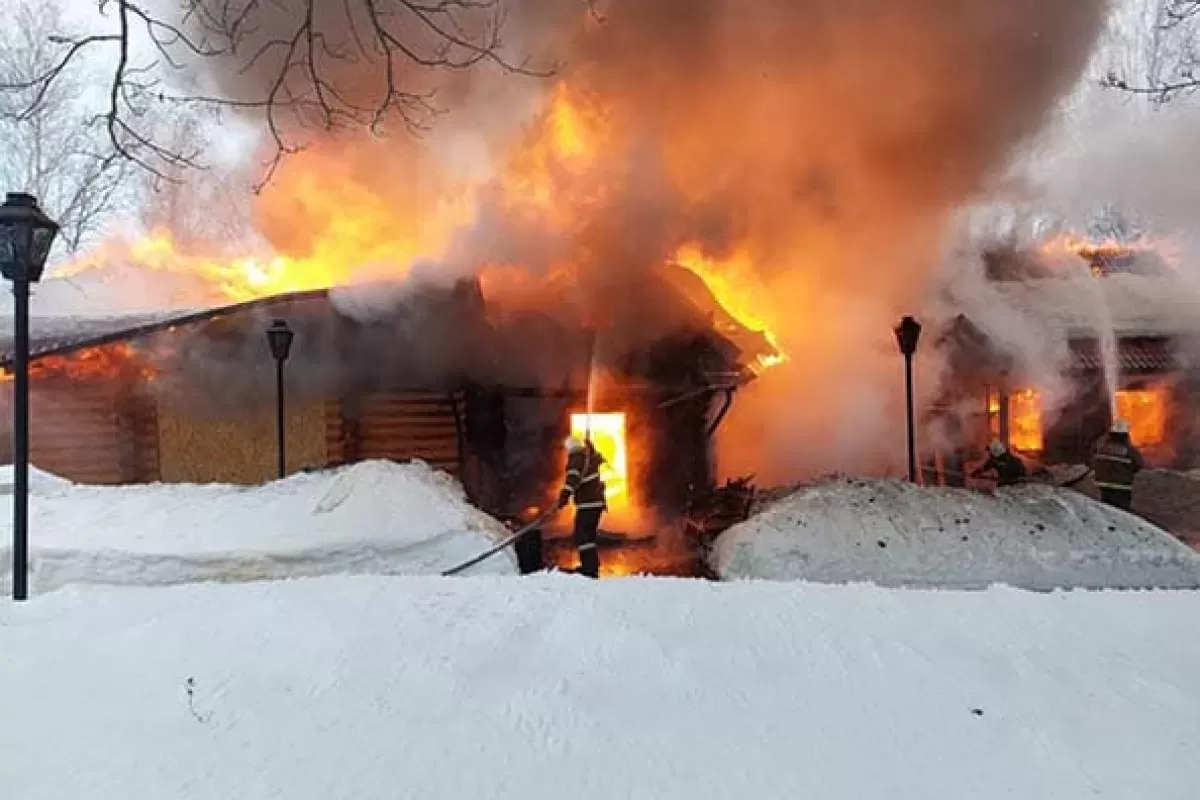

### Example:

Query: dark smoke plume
xmin=177 ymin=0 xmax=1111 ymax=481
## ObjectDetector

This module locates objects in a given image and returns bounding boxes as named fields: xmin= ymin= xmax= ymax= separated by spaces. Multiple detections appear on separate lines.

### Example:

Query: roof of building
xmin=0 ymin=290 xmax=329 ymax=367
xmin=0 ymin=267 xmax=773 ymax=390
xmin=1067 ymin=338 xmax=1184 ymax=375
xmin=987 ymin=274 xmax=1200 ymax=338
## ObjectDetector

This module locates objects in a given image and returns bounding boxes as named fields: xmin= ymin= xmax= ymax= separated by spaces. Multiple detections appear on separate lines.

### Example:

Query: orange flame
xmin=987 ymin=388 xmax=1043 ymax=453
xmin=1 ymin=343 xmax=157 ymax=383
xmin=1115 ymin=386 xmax=1169 ymax=448
xmin=58 ymin=80 xmax=785 ymax=373
xmin=1037 ymin=234 xmax=1181 ymax=276
xmin=570 ymin=411 xmax=630 ymax=510
xmin=1008 ymin=388 xmax=1044 ymax=453
xmin=672 ymin=244 xmax=787 ymax=370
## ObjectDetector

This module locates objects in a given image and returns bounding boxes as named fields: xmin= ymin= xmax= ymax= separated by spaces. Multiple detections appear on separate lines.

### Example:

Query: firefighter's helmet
xmin=987 ymin=439 xmax=1006 ymax=457
xmin=1112 ymin=418 xmax=1130 ymax=435
xmin=564 ymin=435 xmax=585 ymax=452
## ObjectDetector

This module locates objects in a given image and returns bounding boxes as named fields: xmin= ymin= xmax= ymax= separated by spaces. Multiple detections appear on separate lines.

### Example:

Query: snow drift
xmin=0 ymin=460 xmax=516 ymax=594
xmin=712 ymin=477 xmax=1200 ymax=589
xmin=1 ymin=574 xmax=1197 ymax=799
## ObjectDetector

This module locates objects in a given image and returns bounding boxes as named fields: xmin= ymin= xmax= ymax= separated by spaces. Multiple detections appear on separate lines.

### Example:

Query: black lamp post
xmin=894 ymin=315 xmax=922 ymax=484
xmin=0 ymin=193 xmax=59 ymax=601
xmin=265 ymin=319 xmax=294 ymax=479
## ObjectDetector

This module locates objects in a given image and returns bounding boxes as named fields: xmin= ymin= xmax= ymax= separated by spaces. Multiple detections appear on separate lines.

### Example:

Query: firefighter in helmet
xmin=970 ymin=439 xmax=1028 ymax=488
xmin=557 ymin=435 xmax=607 ymax=578
xmin=1093 ymin=418 xmax=1144 ymax=511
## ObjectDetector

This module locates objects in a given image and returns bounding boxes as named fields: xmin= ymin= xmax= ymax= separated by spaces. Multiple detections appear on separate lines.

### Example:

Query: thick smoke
xmin=549 ymin=0 xmax=1107 ymax=480
xmin=165 ymin=0 xmax=1111 ymax=481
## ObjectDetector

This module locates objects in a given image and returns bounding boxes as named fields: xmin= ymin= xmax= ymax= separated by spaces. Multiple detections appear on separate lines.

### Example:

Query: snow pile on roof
xmin=0 ymin=460 xmax=515 ymax=594
xmin=2 ymin=575 xmax=1197 ymax=799
xmin=988 ymin=274 xmax=1200 ymax=337
xmin=711 ymin=477 xmax=1200 ymax=589
xmin=2 ymin=269 xmax=218 ymax=317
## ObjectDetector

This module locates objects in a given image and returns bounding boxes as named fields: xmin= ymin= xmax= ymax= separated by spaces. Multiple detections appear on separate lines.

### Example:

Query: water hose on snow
xmin=443 ymin=326 xmax=604 ymax=576
xmin=441 ymin=510 xmax=557 ymax=576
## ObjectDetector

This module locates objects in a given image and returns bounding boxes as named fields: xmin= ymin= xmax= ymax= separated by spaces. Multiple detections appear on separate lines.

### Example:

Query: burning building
xmin=0 ymin=260 xmax=776 ymax=573
xmin=932 ymin=240 xmax=1200 ymax=477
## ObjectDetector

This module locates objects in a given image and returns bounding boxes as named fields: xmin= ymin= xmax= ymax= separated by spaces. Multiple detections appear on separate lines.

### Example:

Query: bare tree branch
xmin=1104 ymin=0 xmax=1200 ymax=103
xmin=0 ymin=0 xmax=135 ymax=254
xmin=0 ymin=0 xmax=556 ymax=189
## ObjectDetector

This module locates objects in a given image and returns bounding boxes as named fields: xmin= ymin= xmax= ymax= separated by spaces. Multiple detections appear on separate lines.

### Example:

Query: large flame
xmin=1115 ymin=387 xmax=1169 ymax=448
xmin=987 ymin=388 xmax=1044 ymax=453
xmin=53 ymin=0 xmax=1105 ymax=483
xmin=569 ymin=411 xmax=629 ymax=509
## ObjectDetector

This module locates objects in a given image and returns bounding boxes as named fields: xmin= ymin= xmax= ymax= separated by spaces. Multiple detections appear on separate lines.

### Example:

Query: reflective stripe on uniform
xmin=580 ymin=473 xmax=601 ymax=484
xmin=1096 ymin=481 xmax=1132 ymax=492
xmin=578 ymin=542 xmax=598 ymax=551
xmin=1095 ymin=454 xmax=1132 ymax=464
xmin=575 ymin=501 xmax=606 ymax=510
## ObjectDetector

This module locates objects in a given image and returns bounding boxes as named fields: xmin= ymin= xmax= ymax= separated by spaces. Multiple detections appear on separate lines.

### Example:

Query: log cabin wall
xmin=0 ymin=379 xmax=161 ymax=484
xmin=324 ymin=391 xmax=463 ymax=478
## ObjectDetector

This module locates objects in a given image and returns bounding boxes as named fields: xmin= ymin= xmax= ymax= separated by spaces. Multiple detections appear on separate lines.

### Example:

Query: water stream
xmin=1072 ymin=259 xmax=1121 ymax=419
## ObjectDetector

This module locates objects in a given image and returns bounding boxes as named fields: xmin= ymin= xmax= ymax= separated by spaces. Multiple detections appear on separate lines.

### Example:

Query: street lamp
xmin=0 ymin=193 xmax=60 ymax=602
xmin=894 ymin=315 xmax=922 ymax=484
xmin=265 ymin=319 xmax=294 ymax=480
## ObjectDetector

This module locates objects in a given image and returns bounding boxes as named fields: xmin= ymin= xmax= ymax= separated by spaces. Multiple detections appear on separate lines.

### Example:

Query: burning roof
xmin=0 ymin=265 xmax=776 ymax=392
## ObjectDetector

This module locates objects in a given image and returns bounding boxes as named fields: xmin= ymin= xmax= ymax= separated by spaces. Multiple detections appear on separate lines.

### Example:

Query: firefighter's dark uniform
xmin=971 ymin=450 xmax=1027 ymax=487
xmin=558 ymin=443 xmax=606 ymax=578
xmin=1093 ymin=431 xmax=1143 ymax=511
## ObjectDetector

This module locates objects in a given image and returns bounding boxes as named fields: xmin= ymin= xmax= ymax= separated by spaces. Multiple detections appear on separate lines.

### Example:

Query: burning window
xmin=569 ymin=412 xmax=629 ymax=507
xmin=1114 ymin=387 xmax=1169 ymax=448
xmin=1008 ymin=389 xmax=1044 ymax=452
xmin=984 ymin=388 xmax=1043 ymax=452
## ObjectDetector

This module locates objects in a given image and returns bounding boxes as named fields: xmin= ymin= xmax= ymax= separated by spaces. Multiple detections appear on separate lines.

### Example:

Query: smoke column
xmin=167 ymin=0 xmax=1114 ymax=482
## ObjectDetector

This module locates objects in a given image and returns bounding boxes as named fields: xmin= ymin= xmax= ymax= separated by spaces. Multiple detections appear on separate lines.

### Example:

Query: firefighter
xmin=556 ymin=436 xmax=607 ymax=578
xmin=970 ymin=439 xmax=1028 ymax=488
xmin=1093 ymin=419 xmax=1144 ymax=511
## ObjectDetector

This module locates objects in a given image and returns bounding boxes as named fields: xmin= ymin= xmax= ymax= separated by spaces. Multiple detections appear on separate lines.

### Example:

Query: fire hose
xmin=928 ymin=464 xmax=1094 ymax=489
xmin=443 ymin=328 xmax=602 ymax=577
xmin=441 ymin=509 xmax=557 ymax=576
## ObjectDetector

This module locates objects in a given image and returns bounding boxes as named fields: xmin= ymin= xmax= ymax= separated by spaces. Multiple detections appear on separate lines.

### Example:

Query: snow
xmin=0 ymin=460 xmax=516 ymax=594
xmin=988 ymin=274 xmax=1200 ymax=337
xmin=1 ymin=574 xmax=1197 ymax=799
xmin=711 ymin=477 xmax=1200 ymax=589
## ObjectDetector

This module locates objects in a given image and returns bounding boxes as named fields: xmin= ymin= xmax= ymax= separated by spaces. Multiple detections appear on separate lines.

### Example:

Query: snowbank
xmin=712 ymin=477 xmax=1200 ymax=589
xmin=0 ymin=460 xmax=516 ymax=594
xmin=1 ymin=575 xmax=1197 ymax=799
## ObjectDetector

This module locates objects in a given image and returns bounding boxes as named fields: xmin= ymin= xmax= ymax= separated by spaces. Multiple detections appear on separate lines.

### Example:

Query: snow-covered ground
xmin=0 ymin=460 xmax=516 ymax=594
xmin=1 ymin=575 xmax=1197 ymax=799
xmin=712 ymin=477 xmax=1200 ymax=589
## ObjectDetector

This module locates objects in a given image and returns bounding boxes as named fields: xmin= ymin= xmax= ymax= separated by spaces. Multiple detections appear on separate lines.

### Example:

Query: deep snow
xmin=0 ymin=460 xmax=516 ymax=594
xmin=712 ymin=477 xmax=1200 ymax=589
xmin=1 ymin=575 xmax=1197 ymax=799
